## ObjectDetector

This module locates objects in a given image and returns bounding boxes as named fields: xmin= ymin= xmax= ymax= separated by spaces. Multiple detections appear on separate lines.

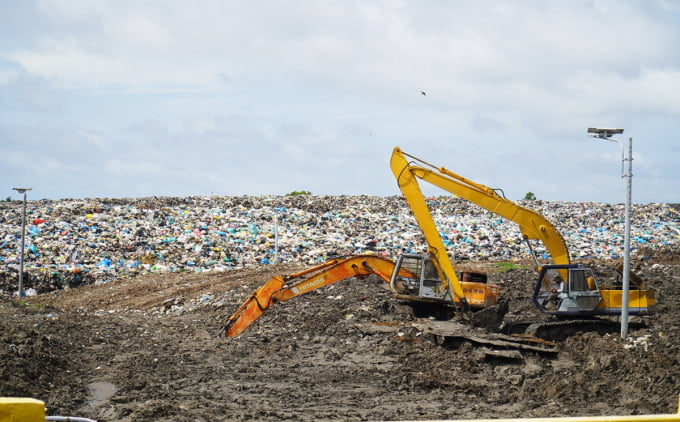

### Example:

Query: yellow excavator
xmin=391 ymin=147 xmax=655 ymax=320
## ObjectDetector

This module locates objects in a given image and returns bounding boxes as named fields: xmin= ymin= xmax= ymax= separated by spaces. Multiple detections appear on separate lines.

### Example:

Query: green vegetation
xmin=285 ymin=190 xmax=312 ymax=196
xmin=15 ymin=300 xmax=46 ymax=309
xmin=494 ymin=262 xmax=530 ymax=272
xmin=523 ymin=192 xmax=536 ymax=201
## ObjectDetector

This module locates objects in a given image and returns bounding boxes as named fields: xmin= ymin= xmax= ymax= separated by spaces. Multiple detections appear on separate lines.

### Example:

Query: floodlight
xmin=587 ymin=128 xmax=624 ymax=139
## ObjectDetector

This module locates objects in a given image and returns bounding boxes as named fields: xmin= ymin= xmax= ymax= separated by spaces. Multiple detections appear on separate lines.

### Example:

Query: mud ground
xmin=1 ymin=249 xmax=679 ymax=421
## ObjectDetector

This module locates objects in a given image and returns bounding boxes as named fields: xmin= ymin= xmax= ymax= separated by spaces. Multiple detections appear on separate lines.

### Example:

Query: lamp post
xmin=587 ymin=128 xmax=632 ymax=338
xmin=274 ymin=210 xmax=279 ymax=264
xmin=12 ymin=188 xmax=32 ymax=298
xmin=273 ymin=207 xmax=285 ymax=264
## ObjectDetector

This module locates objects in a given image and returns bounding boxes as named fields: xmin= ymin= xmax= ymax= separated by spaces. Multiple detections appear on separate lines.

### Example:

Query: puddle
xmin=84 ymin=381 xmax=117 ymax=412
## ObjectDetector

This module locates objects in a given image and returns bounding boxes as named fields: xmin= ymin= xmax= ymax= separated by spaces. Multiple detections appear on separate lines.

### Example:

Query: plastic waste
xmin=0 ymin=196 xmax=676 ymax=295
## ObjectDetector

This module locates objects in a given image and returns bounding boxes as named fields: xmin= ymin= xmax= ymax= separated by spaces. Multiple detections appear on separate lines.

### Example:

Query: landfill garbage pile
xmin=0 ymin=196 xmax=678 ymax=296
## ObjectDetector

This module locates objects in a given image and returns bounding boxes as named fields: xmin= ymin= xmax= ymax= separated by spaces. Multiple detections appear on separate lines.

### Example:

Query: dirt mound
xmin=2 ymin=258 xmax=679 ymax=421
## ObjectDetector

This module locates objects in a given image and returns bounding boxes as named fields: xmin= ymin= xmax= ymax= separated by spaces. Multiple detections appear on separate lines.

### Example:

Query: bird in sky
xmin=420 ymin=90 xmax=427 ymax=96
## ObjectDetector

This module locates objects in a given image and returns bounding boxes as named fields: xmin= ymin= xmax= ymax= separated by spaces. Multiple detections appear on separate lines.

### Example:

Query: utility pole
xmin=587 ymin=128 xmax=632 ymax=338
xmin=274 ymin=211 xmax=279 ymax=263
xmin=621 ymin=136 xmax=633 ymax=338
xmin=12 ymin=188 xmax=32 ymax=298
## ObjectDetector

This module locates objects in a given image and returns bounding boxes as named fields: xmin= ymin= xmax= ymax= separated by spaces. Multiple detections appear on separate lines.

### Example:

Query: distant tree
xmin=285 ymin=190 xmax=312 ymax=197
xmin=4 ymin=197 xmax=11 ymax=202
xmin=524 ymin=192 xmax=536 ymax=201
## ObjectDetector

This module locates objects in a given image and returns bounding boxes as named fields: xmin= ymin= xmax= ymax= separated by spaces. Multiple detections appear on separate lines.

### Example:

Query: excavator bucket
xmin=225 ymin=276 xmax=285 ymax=337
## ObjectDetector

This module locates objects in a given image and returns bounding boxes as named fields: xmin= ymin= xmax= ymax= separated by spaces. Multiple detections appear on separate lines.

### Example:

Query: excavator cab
xmin=389 ymin=253 xmax=499 ymax=310
xmin=534 ymin=264 xmax=603 ymax=315
xmin=390 ymin=254 xmax=446 ymax=300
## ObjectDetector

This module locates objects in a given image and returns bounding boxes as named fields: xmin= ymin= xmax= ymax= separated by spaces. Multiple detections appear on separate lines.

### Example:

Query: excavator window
xmin=569 ymin=269 xmax=598 ymax=293
xmin=542 ymin=269 xmax=565 ymax=292
xmin=422 ymin=259 xmax=447 ymax=296
xmin=586 ymin=275 xmax=596 ymax=290
xmin=394 ymin=255 xmax=424 ymax=295
xmin=423 ymin=260 xmax=441 ymax=286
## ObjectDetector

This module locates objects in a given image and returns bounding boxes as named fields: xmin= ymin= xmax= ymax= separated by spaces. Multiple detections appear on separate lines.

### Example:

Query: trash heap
xmin=0 ymin=196 xmax=678 ymax=295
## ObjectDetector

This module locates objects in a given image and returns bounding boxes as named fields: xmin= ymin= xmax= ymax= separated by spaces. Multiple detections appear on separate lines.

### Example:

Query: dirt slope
xmin=1 ymin=254 xmax=679 ymax=422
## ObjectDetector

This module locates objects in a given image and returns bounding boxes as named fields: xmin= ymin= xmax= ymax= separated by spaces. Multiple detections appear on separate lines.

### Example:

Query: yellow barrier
xmin=0 ymin=398 xmax=45 ymax=422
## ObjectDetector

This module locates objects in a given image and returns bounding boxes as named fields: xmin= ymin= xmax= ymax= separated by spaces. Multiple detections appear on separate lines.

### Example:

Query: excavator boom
xmin=391 ymin=147 xmax=570 ymax=267
xmin=224 ymin=255 xmax=414 ymax=337
xmin=390 ymin=148 xmax=470 ymax=308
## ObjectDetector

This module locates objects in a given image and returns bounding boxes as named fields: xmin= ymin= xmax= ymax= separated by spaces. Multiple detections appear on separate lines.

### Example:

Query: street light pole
xmin=274 ymin=211 xmax=279 ymax=264
xmin=586 ymin=128 xmax=631 ymax=338
xmin=12 ymin=187 xmax=32 ymax=298
xmin=621 ymin=136 xmax=633 ymax=338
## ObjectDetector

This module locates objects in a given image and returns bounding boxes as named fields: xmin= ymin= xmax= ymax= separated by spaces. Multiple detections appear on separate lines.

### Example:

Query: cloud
xmin=8 ymin=2 xmax=677 ymax=97
xmin=0 ymin=60 xmax=56 ymax=111
xmin=472 ymin=115 xmax=505 ymax=132
xmin=1 ymin=1 xmax=678 ymax=202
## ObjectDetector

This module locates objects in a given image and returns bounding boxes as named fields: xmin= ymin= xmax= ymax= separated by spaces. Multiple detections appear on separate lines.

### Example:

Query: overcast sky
xmin=2 ymin=1 xmax=679 ymax=203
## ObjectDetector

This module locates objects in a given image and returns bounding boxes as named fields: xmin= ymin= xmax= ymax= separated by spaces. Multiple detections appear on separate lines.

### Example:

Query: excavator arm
xmin=390 ymin=149 xmax=471 ymax=310
xmin=224 ymin=255 xmax=415 ymax=337
xmin=391 ymin=147 xmax=571 ymax=268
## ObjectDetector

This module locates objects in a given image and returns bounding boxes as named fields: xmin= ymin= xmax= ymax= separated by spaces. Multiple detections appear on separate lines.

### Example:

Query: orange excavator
xmin=223 ymin=148 xmax=507 ymax=337
xmin=224 ymin=252 xmax=500 ymax=337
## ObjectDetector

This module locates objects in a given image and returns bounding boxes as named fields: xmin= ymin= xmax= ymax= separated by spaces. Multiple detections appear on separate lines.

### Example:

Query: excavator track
xmin=354 ymin=319 xmax=558 ymax=357
xmin=501 ymin=318 xmax=648 ymax=342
